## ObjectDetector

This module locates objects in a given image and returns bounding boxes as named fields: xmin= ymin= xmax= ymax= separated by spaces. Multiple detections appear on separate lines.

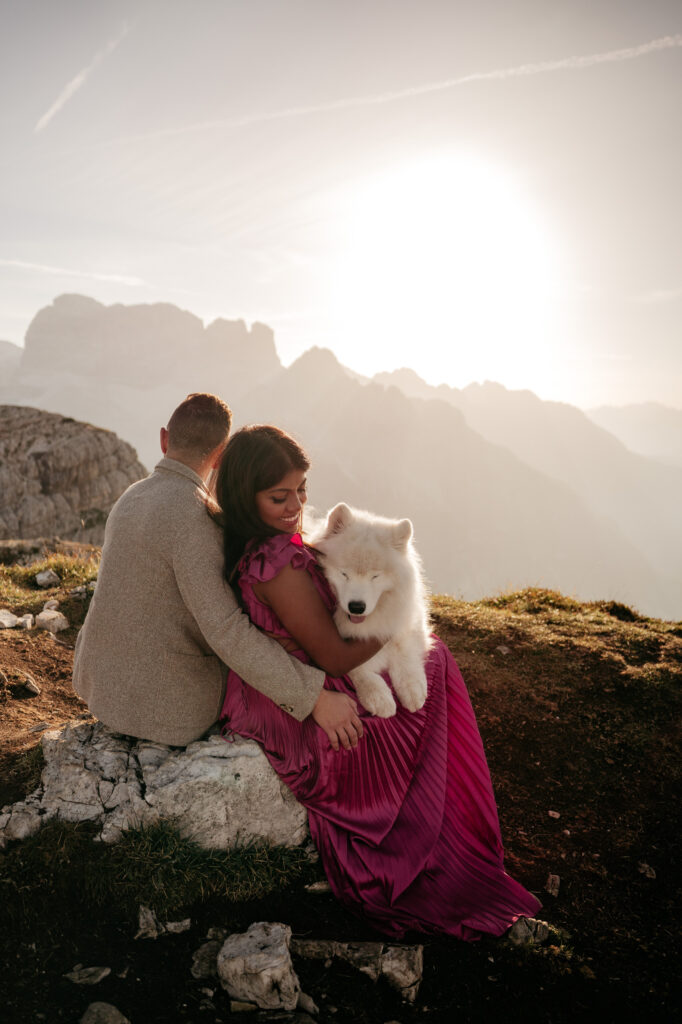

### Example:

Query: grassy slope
xmin=1 ymin=555 xmax=680 ymax=1023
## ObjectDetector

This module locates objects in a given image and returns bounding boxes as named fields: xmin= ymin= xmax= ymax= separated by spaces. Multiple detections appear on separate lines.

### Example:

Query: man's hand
xmin=311 ymin=688 xmax=364 ymax=751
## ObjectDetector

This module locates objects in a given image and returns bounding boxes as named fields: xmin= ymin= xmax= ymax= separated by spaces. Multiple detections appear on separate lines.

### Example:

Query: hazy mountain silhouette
xmin=0 ymin=340 xmax=21 ymax=383
xmin=3 ymin=295 xmax=281 ymax=469
xmin=1 ymin=295 xmax=680 ymax=620
xmin=375 ymin=369 xmax=682 ymax=605
xmin=586 ymin=402 xmax=682 ymax=469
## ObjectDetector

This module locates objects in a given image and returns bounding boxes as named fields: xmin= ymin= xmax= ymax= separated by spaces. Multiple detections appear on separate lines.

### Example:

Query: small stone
xmin=24 ymin=675 xmax=41 ymax=696
xmin=36 ymin=569 xmax=60 ymax=588
xmin=64 ymin=965 xmax=111 ymax=985
xmin=29 ymin=721 xmax=51 ymax=732
xmin=35 ymin=609 xmax=69 ymax=633
xmin=88 ymin=581 xmax=97 ymax=592
xmin=217 ymin=922 xmax=301 ymax=1011
xmin=0 ymin=609 xmax=19 ymax=629
xmin=230 ymin=1001 xmax=257 ymax=1012
xmin=545 ymin=873 xmax=560 ymax=897
xmin=495 ymin=645 xmax=511 ymax=655
xmin=18 ymin=614 xmax=35 ymax=629
xmin=297 ymin=991 xmax=319 ymax=1015
xmin=304 ymin=880 xmax=331 ymax=893
xmin=507 ymin=917 xmax=550 ymax=946
xmin=638 ymin=862 xmax=656 ymax=879
xmin=70 ymin=585 xmax=87 ymax=597
xmin=43 ymin=599 xmax=60 ymax=611
xmin=165 ymin=917 xmax=191 ymax=934
xmin=191 ymin=939 xmax=222 ymax=979
xmin=80 ymin=1003 xmax=131 ymax=1024
xmin=135 ymin=905 xmax=162 ymax=940
xmin=548 ymin=810 xmax=560 ymax=819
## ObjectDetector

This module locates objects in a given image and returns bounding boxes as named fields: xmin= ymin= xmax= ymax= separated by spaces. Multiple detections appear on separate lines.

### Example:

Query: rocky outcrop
xmin=0 ymin=406 xmax=146 ymax=543
xmin=0 ymin=721 xmax=308 ymax=850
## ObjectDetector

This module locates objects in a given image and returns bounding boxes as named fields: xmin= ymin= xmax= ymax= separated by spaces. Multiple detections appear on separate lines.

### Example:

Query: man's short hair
xmin=166 ymin=393 xmax=232 ymax=457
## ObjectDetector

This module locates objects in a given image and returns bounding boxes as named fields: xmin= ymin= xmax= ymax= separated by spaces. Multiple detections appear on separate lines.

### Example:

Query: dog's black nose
xmin=348 ymin=601 xmax=366 ymax=614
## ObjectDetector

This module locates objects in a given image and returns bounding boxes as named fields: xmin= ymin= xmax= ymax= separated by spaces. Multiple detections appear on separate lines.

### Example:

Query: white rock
xmin=80 ymin=1003 xmax=131 ymax=1024
xmin=35 ymin=609 xmax=69 ymax=633
xmin=0 ymin=722 xmax=308 ymax=852
xmin=217 ymin=922 xmax=301 ymax=1011
xmin=43 ymin=598 xmax=60 ymax=611
xmin=0 ymin=609 xmax=19 ymax=628
xmin=36 ymin=569 xmax=60 ymax=588
xmin=18 ymin=614 xmax=35 ymax=629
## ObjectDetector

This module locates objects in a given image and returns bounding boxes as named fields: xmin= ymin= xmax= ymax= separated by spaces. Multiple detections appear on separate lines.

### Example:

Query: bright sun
xmin=329 ymin=152 xmax=561 ymax=391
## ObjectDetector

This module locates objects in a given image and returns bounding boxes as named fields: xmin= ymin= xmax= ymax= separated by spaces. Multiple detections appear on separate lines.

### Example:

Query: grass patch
xmin=1 ymin=820 xmax=313 ymax=927
xmin=0 ymin=553 xmax=99 ymax=609
xmin=3 ymin=743 xmax=45 ymax=800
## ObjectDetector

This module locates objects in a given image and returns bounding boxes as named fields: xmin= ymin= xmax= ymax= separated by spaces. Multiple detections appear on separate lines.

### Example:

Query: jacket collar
xmin=154 ymin=456 xmax=207 ymax=492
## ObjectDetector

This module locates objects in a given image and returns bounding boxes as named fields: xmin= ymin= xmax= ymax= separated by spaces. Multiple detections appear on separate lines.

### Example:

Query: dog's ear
xmin=324 ymin=502 xmax=354 ymax=536
xmin=391 ymin=518 xmax=413 ymax=550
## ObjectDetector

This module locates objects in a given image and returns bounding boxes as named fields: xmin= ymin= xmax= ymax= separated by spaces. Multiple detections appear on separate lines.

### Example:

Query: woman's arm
xmin=254 ymin=563 xmax=383 ymax=676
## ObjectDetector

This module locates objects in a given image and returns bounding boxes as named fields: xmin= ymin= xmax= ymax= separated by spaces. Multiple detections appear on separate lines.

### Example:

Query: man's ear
xmin=160 ymin=427 xmax=169 ymax=454
xmin=210 ymin=440 xmax=228 ymax=470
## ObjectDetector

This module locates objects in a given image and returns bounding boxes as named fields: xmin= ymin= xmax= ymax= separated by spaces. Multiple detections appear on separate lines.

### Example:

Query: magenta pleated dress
xmin=220 ymin=533 xmax=541 ymax=940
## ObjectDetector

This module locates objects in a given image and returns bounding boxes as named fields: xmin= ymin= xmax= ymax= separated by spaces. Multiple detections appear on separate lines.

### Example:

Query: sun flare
xmin=329 ymin=152 xmax=561 ymax=390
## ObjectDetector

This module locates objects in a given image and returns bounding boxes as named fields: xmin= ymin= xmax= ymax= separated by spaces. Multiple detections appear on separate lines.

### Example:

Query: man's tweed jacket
xmin=73 ymin=457 xmax=324 ymax=746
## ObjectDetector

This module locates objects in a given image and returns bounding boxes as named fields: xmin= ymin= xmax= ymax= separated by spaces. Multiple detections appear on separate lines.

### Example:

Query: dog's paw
xmin=355 ymin=680 xmax=397 ymax=718
xmin=393 ymin=672 xmax=428 ymax=713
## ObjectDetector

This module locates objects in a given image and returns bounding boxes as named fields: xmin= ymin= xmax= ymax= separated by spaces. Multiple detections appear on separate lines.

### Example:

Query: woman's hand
xmin=312 ymin=688 xmax=364 ymax=751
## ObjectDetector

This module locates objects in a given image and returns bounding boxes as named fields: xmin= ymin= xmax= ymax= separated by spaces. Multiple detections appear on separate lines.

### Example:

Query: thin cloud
xmin=0 ymin=258 xmax=146 ymax=287
xmin=113 ymin=33 xmax=682 ymax=143
xmin=34 ymin=21 xmax=131 ymax=133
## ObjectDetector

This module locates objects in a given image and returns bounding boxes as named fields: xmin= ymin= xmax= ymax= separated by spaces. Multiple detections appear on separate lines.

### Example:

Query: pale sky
xmin=1 ymin=0 xmax=680 ymax=407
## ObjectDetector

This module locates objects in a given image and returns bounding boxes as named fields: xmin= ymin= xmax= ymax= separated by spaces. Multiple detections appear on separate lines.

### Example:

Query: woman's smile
xmin=255 ymin=467 xmax=307 ymax=533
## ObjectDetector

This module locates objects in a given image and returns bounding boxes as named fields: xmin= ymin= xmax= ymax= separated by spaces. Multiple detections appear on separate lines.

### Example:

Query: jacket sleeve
xmin=171 ymin=508 xmax=325 ymax=720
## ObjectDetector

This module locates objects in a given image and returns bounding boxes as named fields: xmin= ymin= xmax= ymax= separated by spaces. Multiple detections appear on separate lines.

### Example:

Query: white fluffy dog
xmin=312 ymin=502 xmax=433 ymax=717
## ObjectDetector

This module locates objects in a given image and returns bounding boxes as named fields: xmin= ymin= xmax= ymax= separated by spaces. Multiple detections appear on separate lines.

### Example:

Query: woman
xmin=215 ymin=424 xmax=543 ymax=941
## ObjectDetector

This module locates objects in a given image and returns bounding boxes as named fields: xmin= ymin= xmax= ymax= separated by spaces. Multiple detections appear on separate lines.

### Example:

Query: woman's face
xmin=255 ymin=467 xmax=307 ymax=533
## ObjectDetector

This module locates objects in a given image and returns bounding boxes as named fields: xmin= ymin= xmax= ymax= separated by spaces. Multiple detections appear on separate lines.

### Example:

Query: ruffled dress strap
xmin=237 ymin=533 xmax=332 ymax=636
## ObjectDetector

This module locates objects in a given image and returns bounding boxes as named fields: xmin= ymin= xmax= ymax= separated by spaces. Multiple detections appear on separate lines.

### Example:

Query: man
xmin=73 ymin=393 xmax=363 ymax=751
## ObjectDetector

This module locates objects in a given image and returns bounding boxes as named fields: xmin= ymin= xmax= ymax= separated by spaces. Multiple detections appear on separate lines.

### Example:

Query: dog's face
xmin=315 ymin=503 xmax=413 ymax=624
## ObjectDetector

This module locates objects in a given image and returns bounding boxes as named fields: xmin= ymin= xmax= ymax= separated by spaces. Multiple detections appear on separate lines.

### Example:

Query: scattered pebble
xmin=64 ymin=965 xmax=111 ymax=985
xmin=35 ymin=609 xmax=69 ymax=634
xmin=80 ymin=1003 xmax=131 ymax=1024
xmin=545 ymin=873 xmax=561 ymax=897
xmin=638 ymin=862 xmax=656 ymax=879
xmin=548 ymin=810 xmax=560 ymax=819
xmin=35 ymin=569 xmax=60 ymax=588
xmin=23 ymin=675 xmax=41 ymax=696
xmin=495 ymin=645 xmax=511 ymax=655
xmin=0 ymin=609 xmax=19 ymax=629
xmin=43 ymin=599 xmax=59 ymax=611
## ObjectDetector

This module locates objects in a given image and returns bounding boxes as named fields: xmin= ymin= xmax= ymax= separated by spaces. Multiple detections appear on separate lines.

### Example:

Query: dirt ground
xmin=1 ymin=572 xmax=681 ymax=1023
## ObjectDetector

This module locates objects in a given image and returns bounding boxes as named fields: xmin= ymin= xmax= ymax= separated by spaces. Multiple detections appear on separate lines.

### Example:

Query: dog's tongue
xmin=348 ymin=614 xmax=366 ymax=624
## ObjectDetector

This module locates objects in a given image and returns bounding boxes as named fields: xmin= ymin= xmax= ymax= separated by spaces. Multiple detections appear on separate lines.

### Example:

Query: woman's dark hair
xmin=214 ymin=424 xmax=310 ymax=581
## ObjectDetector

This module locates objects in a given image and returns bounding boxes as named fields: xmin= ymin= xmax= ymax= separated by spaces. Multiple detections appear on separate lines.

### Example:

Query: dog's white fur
xmin=311 ymin=503 xmax=433 ymax=717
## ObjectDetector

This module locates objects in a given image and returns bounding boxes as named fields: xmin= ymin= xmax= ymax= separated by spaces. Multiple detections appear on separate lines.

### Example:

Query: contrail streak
xmin=115 ymin=33 xmax=682 ymax=143
xmin=34 ymin=22 xmax=131 ymax=133
xmin=0 ymin=258 xmax=146 ymax=287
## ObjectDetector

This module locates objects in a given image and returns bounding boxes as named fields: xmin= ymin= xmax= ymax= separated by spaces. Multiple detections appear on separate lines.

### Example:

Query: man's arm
xmin=172 ymin=519 xmax=326 ymax=720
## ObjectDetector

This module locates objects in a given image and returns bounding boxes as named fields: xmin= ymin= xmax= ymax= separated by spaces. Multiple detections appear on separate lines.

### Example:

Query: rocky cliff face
xmin=0 ymin=406 xmax=146 ymax=543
